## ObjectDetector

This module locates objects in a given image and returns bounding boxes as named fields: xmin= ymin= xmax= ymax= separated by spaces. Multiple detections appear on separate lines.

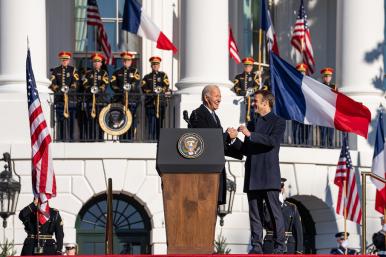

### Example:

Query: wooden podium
xmin=156 ymin=128 xmax=225 ymax=254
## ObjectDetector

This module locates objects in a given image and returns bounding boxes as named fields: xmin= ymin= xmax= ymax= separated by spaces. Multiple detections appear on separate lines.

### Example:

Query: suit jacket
xmin=189 ymin=104 xmax=242 ymax=204
xmin=189 ymin=104 xmax=243 ymax=160
xmin=233 ymin=111 xmax=286 ymax=192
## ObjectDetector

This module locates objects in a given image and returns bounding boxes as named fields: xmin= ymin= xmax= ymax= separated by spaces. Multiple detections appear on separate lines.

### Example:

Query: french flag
xmin=270 ymin=53 xmax=371 ymax=138
xmin=122 ymin=0 xmax=177 ymax=54
xmin=261 ymin=0 xmax=279 ymax=55
xmin=371 ymin=111 xmax=386 ymax=214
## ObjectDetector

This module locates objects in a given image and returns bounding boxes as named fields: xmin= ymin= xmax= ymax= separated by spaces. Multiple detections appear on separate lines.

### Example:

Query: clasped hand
xmin=226 ymin=125 xmax=251 ymax=139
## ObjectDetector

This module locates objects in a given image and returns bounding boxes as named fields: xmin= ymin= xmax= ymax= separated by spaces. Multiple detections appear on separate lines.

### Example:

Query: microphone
xmin=183 ymin=110 xmax=192 ymax=128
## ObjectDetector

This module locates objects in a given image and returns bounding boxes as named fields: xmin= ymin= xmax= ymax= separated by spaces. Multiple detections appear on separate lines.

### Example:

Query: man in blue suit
xmin=233 ymin=90 xmax=286 ymax=254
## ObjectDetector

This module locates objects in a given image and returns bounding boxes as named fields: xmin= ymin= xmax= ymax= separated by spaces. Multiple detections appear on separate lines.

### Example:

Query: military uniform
xmin=233 ymin=57 xmax=268 ymax=122
xmin=49 ymin=51 xmax=79 ymax=141
xmin=373 ymin=229 xmax=386 ymax=257
xmin=141 ymin=56 xmax=170 ymax=140
xmin=330 ymin=246 xmax=357 ymax=255
xmin=263 ymin=200 xmax=303 ymax=254
xmin=111 ymin=52 xmax=141 ymax=140
xmin=293 ymin=63 xmax=312 ymax=145
xmin=19 ymin=202 xmax=64 ymax=256
xmin=330 ymin=232 xmax=358 ymax=255
xmin=233 ymin=71 xmax=260 ymax=97
xmin=81 ymin=53 xmax=109 ymax=141
xmin=320 ymin=67 xmax=336 ymax=147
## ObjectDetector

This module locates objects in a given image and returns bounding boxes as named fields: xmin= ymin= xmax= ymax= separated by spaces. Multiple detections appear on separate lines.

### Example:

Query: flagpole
xmin=257 ymin=28 xmax=263 ymax=88
xmin=343 ymin=179 xmax=348 ymax=255
xmin=361 ymin=172 xmax=366 ymax=255
xmin=384 ymin=208 xmax=386 ymax=253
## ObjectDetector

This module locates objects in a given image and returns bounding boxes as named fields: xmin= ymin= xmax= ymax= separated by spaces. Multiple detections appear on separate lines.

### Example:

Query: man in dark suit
xmin=189 ymin=85 xmax=242 ymax=205
xmin=233 ymin=90 xmax=286 ymax=254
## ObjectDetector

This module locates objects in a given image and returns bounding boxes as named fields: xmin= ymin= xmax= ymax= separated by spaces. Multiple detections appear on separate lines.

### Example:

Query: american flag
xmin=229 ymin=27 xmax=241 ymax=64
xmin=334 ymin=133 xmax=362 ymax=224
xmin=291 ymin=0 xmax=315 ymax=74
xmin=87 ymin=0 xmax=114 ymax=65
xmin=26 ymin=49 xmax=56 ymax=224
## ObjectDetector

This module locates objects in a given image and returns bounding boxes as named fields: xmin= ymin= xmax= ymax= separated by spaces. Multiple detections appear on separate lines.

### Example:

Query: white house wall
xmin=0 ymin=142 xmax=379 ymax=254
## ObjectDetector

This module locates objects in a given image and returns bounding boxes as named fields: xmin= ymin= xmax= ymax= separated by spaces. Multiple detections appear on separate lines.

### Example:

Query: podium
xmin=156 ymin=128 xmax=225 ymax=254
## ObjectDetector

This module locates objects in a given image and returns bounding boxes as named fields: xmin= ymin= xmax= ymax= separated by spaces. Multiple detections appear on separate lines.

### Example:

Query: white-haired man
xmin=189 ymin=85 xmax=242 ymax=204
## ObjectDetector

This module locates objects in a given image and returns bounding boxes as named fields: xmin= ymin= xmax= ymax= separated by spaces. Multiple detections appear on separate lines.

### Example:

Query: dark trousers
xmin=21 ymin=238 xmax=57 ymax=256
xmin=247 ymin=190 xmax=286 ymax=252
xmin=263 ymin=235 xmax=296 ymax=254
xmin=55 ymin=103 xmax=76 ymax=142
xmin=145 ymin=106 xmax=165 ymax=141
xmin=320 ymin=126 xmax=334 ymax=147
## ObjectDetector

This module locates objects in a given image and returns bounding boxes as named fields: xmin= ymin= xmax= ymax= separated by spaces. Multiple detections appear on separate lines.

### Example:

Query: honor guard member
xmin=292 ymin=63 xmax=311 ymax=145
xmin=320 ymin=67 xmax=336 ymax=147
xmin=330 ymin=232 xmax=358 ymax=255
xmin=263 ymin=178 xmax=303 ymax=254
xmin=82 ymin=53 xmax=109 ymax=141
xmin=111 ymin=52 xmax=141 ymax=139
xmin=233 ymin=57 xmax=260 ymax=122
xmin=372 ymin=218 xmax=386 ymax=257
xmin=19 ymin=198 xmax=64 ymax=256
xmin=49 ymin=51 xmax=79 ymax=141
xmin=141 ymin=56 xmax=170 ymax=140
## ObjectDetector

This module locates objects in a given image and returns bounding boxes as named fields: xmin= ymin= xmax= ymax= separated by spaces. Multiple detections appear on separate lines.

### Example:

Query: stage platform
xmin=15 ymin=254 xmax=370 ymax=257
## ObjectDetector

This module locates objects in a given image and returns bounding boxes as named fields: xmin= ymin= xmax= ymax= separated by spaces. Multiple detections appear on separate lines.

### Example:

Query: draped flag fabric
xmin=270 ymin=53 xmax=371 ymax=138
xmin=261 ymin=0 xmax=279 ymax=55
xmin=122 ymin=0 xmax=177 ymax=54
xmin=334 ymin=134 xmax=362 ymax=224
xmin=87 ymin=0 xmax=114 ymax=65
xmin=229 ymin=27 xmax=241 ymax=64
xmin=371 ymin=112 xmax=386 ymax=214
xmin=26 ymin=49 xmax=57 ymax=224
xmin=290 ymin=0 xmax=315 ymax=74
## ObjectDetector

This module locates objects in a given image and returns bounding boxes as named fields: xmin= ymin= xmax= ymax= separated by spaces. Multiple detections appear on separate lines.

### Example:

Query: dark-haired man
xmin=233 ymin=90 xmax=286 ymax=254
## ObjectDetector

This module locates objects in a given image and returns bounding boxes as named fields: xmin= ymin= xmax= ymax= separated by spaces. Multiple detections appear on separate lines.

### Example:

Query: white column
xmin=176 ymin=0 xmax=233 ymax=95
xmin=0 ymin=0 xmax=50 ymax=143
xmin=174 ymin=0 xmax=244 ymax=129
xmin=0 ymin=0 xmax=49 ymax=91
xmin=336 ymin=0 xmax=385 ymax=155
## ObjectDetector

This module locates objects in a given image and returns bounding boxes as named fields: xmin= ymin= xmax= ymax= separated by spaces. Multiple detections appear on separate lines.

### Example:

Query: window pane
xmin=118 ymin=26 xmax=141 ymax=52
xmin=103 ymin=22 xmax=117 ymax=51
xmin=75 ymin=0 xmax=88 ymax=51
xmin=118 ymin=0 xmax=142 ymax=18
xmin=87 ymin=26 xmax=97 ymax=52
xmin=98 ymin=0 xmax=116 ymax=18
xmin=118 ymin=0 xmax=125 ymax=18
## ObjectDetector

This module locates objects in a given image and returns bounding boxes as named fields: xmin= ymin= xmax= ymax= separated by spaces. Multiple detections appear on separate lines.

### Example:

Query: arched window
xmin=76 ymin=193 xmax=151 ymax=254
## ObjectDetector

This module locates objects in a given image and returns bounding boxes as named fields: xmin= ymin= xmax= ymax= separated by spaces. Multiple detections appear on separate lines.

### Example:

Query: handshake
xmin=226 ymin=125 xmax=251 ymax=139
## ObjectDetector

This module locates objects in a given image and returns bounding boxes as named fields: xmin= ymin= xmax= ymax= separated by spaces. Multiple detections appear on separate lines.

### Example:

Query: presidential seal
xmin=177 ymin=133 xmax=204 ymax=159
xmin=99 ymin=103 xmax=132 ymax=136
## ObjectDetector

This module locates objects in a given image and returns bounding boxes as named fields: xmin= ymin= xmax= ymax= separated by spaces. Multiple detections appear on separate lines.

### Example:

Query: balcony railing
xmin=50 ymin=92 xmax=174 ymax=143
xmin=49 ymin=93 xmax=343 ymax=148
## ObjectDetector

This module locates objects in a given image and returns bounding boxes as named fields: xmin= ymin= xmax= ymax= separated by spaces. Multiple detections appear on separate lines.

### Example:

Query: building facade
xmin=0 ymin=0 xmax=384 ymax=254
